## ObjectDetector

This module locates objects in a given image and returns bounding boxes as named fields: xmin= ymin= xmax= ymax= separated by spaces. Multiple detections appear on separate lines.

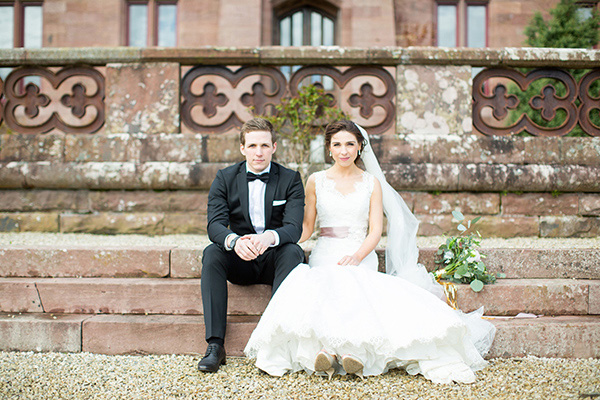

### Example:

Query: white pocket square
xmin=273 ymin=200 xmax=286 ymax=206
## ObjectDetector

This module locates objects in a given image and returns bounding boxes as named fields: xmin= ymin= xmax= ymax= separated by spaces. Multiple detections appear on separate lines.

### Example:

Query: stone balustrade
xmin=0 ymin=47 xmax=599 ymax=236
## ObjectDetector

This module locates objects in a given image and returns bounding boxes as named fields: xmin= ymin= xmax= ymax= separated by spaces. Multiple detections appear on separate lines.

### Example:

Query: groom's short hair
xmin=240 ymin=118 xmax=276 ymax=145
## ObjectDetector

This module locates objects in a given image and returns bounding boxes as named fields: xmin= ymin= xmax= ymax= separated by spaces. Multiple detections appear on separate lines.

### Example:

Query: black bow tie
xmin=247 ymin=171 xmax=270 ymax=183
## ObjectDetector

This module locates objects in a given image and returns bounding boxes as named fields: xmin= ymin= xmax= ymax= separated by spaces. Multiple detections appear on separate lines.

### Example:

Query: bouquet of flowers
xmin=434 ymin=211 xmax=502 ymax=292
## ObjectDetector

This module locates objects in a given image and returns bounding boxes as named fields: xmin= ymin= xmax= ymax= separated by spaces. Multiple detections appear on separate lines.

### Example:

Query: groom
xmin=198 ymin=117 xmax=305 ymax=372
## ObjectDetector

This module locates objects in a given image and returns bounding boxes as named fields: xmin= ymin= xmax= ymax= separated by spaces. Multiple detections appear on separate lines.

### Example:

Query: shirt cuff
xmin=224 ymin=233 xmax=237 ymax=251
xmin=266 ymin=230 xmax=280 ymax=247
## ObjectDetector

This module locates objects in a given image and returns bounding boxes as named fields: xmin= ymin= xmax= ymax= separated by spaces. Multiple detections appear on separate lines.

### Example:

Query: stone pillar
xmin=105 ymin=62 xmax=180 ymax=134
xmin=396 ymin=65 xmax=472 ymax=136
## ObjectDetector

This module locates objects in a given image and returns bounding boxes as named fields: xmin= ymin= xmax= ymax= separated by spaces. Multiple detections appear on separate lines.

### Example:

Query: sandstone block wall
xmin=0 ymin=48 xmax=599 ymax=237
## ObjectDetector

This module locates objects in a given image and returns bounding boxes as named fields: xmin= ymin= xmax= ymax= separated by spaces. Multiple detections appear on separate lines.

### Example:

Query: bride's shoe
xmin=341 ymin=355 xmax=365 ymax=380
xmin=314 ymin=350 xmax=337 ymax=380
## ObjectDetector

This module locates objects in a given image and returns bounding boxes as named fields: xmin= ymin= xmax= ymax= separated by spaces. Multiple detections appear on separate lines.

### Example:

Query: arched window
xmin=274 ymin=4 xmax=338 ymax=88
xmin=275 ymin=7 xmax=335 ymax=46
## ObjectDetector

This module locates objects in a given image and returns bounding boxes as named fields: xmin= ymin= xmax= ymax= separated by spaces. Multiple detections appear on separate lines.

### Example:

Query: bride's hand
xmin=338 ymin=255 xmax=360 ymax=266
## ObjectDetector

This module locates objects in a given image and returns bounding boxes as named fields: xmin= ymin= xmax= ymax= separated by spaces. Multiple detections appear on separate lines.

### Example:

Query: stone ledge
xmin=2 ymin=245 xmax=599 ymax=279
xmin=456 ymin=278 xmax=591 ymax=316
xmin=417 ymin=214 xmax=540 ymax=238
xmin=0 ymin=246 xmax=170 ymax=278
xmin=2 ymin=47 xmax=600 ymax=68
xmin=28 ymin=278 xmax=270 ymax=316
xmin=4 ymin=134 xmax=599 ymax=166
xmin=2 ymin=277 xmax=595 ymax=317
xmin=0 ymin=278 xmax=43 ymax=313
xmin=0 ymin=162 xmax=226 ymax=190
xmin=2 ymin=312 xmax=597 ymax=358
xmin=0 ymin=313 xmax=90 ymax=352
xmin=59 ymin=212 xmax=207 ymax=235
xmin=488 ymin=316 xmax=600 ymax=358
xmin=82 ymin=314 xmax=258 ymax=355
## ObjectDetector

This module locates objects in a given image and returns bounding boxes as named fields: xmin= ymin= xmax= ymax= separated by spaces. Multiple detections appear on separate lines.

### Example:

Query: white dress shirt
xmin=224 ymin=163 xmax=280 ymax=250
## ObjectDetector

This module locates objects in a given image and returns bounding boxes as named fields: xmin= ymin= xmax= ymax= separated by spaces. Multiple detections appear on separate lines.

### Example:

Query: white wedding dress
xmin=244 ymin=170 xmax=492 ymax=384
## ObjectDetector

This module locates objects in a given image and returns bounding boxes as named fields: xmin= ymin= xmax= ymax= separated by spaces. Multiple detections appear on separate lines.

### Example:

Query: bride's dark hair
xmin=324 ymin=120 xmax=367 ymax=165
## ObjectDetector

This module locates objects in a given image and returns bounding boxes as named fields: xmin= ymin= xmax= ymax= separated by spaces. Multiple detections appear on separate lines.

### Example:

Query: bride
xmin=244 ymin=120 xmax=495 ymax=384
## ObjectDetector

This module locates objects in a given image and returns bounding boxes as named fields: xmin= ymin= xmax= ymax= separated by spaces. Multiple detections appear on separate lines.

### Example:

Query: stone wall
xmin=0 ymin=47 xmax=599 ymax=237
xmin=1 ymin=132 xmax=599 ymax=237
xmin=39 ymin=0 xmax=568 ymax=48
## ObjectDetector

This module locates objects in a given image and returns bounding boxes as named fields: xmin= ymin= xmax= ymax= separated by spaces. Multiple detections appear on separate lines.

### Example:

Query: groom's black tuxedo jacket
xmin=207 ymin=161 xmax=305 ymax=249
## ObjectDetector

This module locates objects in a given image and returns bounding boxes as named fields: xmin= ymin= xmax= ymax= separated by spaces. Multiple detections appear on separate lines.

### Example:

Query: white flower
xmin=467 ymin=250 xmax=481 ymax=263
xmin=444 ymin=251 xmax=454 ymax=260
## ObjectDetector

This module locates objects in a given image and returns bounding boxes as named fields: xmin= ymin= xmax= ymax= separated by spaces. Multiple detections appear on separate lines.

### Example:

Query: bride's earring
xmin=329 ymin=151 xmax=332 ymax=157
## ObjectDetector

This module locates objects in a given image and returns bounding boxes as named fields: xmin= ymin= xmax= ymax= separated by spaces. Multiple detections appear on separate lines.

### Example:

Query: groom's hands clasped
xmin=234 ymin=232 xmax=276 ymax=261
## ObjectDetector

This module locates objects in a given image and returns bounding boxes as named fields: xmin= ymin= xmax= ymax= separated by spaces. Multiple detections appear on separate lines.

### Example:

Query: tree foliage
xmin=507 ymin=0 xmax=600 ymax=136
xmin=524 ymin=0 xmax=600 ymax=48
xmin=256 ymin=85 xmax=347 ymax=181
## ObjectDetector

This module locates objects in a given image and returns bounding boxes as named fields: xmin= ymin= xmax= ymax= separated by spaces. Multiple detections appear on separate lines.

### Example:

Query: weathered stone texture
xmin=0 ymin=134 xmax=64 ymax=162
xmin=458 ymin=164 xmax=600 ymax=192
xmin=82 ymin=314 xmax=204 ymax=355
xmin=457 ymin=279 xmax=589 ymax=316
xmin=168 ymin=162 xmax=225 ymax=190
xmin=0 ymin=247 xmax=170 ymax=278
xmin=502 ymin=193 xmax=579 ymax=216
xmin=590 ymin=283 xmax=600 ymax=315
xmin=0 ymin=162 xmax=27 ymax=188
xmin=34 ymin=278 xmax=268 ymax=316
xmin=385 ymin=163 xmax=460 ymax=191
xmin=413 ymin=192 xmax=499 ymax=215
xmin=417 ymin=214 xmax=539 ymax=238
xmin=540 ymin=216 xmax=600 ymax=238
xmin=205 ymin=133 xmax=245 ymax=163
xmin=163 ymin=213 xmax=207 ymax=235
xmin=105 ymin=62 xmax=180 ymax=134
xmin=170 ymin=248 xmax=203 ymax=278
xmin=560 ymin=137 xmax=600 ymax=166
xmin=396 ymin=65 xmax=472 ymax=136
xmin=168 ymin=191 xmax=209 ymax=212
xmin=580 ymin=194 xmax=600 ymax=216
xmin=0 ymin=190 xmax=89 ymax=212
xmin=36 ymin=278 xmax=203 ymax=315
xmin=139 ymin=134 xmax=204 ymax=162
xmin=65 ymin=134 xmax=142 ymax=162
xmin=523 ymin=137 xmax=561 ymax=165
xmin=89 ymin=190 xmax=208 ymax=212
xmin=488 ymin=316 xmax=600 ymax=358
xmin=482 ymin=248 xmax=600 ymax=279
xmin=0 ymin=212 xmax=59 ymax=232
xmin=0 ymin=279 xmax=44 ymax=312
xmin=82 ymin=314 xmax=258 ymax=356
xmin=0 ymin=313 xmax=87 ymax=353
xmin=60 ymin=212 xmax=165 ymax=235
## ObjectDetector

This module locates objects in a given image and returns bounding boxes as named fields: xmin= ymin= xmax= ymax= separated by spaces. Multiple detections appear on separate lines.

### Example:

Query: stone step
xmin=1 ymin=312 xmax=598 ymax=359
xmin=2 ymin=277 xmax=598 ymax=317
xmin=2 ymin=245 xmax=599 ymax=279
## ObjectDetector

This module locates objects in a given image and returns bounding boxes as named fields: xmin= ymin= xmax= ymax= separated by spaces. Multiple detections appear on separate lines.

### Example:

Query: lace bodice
xmin=314 ymin=170 xmax=375 ymax=243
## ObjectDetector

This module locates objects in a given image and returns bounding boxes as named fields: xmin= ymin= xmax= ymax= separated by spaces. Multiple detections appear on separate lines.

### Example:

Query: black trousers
xmin=201 ymin=242 xmax=304 ymax=342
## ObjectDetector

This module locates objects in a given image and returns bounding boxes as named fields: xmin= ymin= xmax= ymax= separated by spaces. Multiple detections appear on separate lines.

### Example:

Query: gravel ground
xmin=0 ymin=352 xmax=598 ymax=400
xmin=0 ymin=232 xmax=599 ymax=249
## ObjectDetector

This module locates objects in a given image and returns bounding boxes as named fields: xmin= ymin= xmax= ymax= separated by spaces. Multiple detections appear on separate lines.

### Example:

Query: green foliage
xmin=524 ymin=0 xmax=600 ymax=48
xmin=254 ymin=85 xmax=347 ymax=179
xmin=435 ymin=211 xmax=503 ymax=292
xmin=507 ymin=0 xmax=600 ymax=136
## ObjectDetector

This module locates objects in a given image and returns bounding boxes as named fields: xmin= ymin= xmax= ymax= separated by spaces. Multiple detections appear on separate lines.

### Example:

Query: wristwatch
xmin=229 ymin=235 xmax=241 ymax=251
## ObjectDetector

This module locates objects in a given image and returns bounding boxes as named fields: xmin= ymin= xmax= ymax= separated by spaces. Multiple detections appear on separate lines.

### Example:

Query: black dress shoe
xmin=197 ymin=343 xmax=226 ymax=373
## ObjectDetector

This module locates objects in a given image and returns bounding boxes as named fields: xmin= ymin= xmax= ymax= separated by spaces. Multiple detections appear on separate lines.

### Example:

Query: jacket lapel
xmin=236 ymin=163 xmax=252 ymax=230
xmin=264 ymin=163 xmax=278 ymax=228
